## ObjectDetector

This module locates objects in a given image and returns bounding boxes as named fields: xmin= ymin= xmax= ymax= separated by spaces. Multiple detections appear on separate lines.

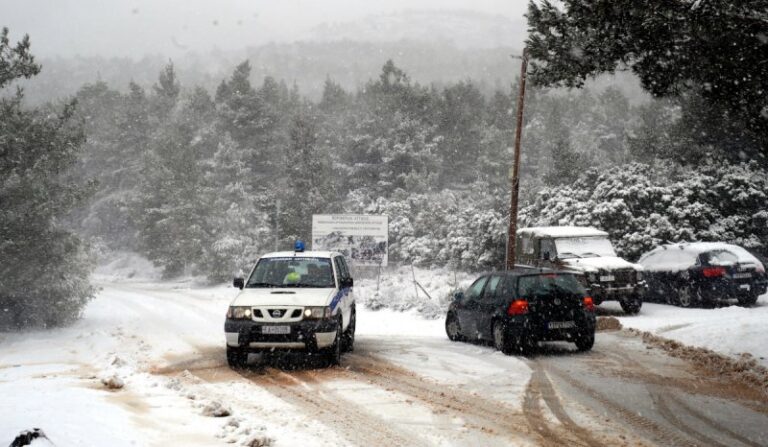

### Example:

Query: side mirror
xmin=233 ymin=277 xmax=244 ymax=289
xmin=543 ymin=251 xmax=551 ymax=262
xmin=452 ymin=291 xmax=464 ymax=301
xmin=342 ymin=277 xmax=354 ymax=288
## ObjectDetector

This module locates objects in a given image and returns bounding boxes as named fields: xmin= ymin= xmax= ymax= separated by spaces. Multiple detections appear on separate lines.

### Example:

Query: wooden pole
xmin=506 ymin=48 xmax=529 ymax=270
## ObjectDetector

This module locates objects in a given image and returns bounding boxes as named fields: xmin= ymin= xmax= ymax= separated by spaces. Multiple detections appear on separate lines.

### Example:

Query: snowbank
xmin=614 ymin=293 xmax=768 ymax=368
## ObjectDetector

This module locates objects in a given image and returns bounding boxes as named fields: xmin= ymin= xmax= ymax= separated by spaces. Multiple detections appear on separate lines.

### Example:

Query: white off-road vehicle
xmin=225 ymin=242 xmax=355 ymax=367
xmin=516 ymin=227 xmax=646 ymax=314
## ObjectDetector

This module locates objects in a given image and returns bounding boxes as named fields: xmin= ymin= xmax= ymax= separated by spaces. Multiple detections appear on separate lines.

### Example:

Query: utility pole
xmin=506 ymin=48 xmax=529 ymax=270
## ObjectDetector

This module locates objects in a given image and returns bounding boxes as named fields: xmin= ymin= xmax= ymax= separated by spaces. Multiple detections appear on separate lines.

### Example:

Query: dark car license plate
xmin=548 ymin=321 xmax=575 ymax=329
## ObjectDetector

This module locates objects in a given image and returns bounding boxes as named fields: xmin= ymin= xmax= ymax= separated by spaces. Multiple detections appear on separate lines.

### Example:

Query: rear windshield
xmin=246 ymin=257 xmax=335 ymax=288
xmin=517 ymin=274 xmax=585 ymax=299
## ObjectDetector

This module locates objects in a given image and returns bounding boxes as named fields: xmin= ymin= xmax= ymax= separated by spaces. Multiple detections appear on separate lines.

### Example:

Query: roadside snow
xmin=613 ymin=293 xmax=768 ymax=368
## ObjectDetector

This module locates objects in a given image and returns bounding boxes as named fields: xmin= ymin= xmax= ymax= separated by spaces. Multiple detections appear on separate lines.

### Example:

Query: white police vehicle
xmin=225 ymin=241 xmax=355 ymax=368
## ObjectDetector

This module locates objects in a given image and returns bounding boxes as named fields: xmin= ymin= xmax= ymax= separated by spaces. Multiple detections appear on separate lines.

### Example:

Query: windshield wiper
xmin=246 ymin=282 xmax=281 ymax=288
xmin=557 ymin=252 xmax=581 ymax=259
xmin=580 ymin=252 xmax=600 ymax=258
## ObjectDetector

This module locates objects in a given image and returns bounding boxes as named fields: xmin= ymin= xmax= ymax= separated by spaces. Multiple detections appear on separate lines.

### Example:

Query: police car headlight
xmin=303 ymin=307 xmax=331 ymax=319
xmin=227 ymin=306 xmax=252 ymax=320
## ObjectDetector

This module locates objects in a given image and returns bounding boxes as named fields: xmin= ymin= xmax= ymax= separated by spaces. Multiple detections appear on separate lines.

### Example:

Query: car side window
xmin=337 ymin=256 xmax=351 ymax=280
xmin=333 ymin=257 xmax=344 ymax=285
xmin=482 ymin=275 xmax=502 ymax=302
xmin=540 ymin=238 xmax=556 ymax=260
xmin=463 ymin=276 xmax=488 ymax=305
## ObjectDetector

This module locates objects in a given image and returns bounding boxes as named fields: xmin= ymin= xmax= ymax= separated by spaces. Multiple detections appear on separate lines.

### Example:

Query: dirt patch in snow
xmin=596 ymin=317 xmax=622 ymax=332
xmin=627 ymin=328 xmax=768 ymax=396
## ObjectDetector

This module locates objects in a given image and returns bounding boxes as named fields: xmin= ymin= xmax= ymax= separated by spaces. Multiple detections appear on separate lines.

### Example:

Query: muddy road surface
xmin=155 ymin=329 xmax=768 ymax=447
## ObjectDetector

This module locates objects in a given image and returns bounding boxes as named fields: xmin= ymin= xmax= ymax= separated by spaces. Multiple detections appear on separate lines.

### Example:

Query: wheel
xmin=492 ymin=321 xmax=514 ymax=355
xmin=341 ymin=308 xmax=356 ymax=352
xmin=737 ymin=293 xmax=759 ymax=307
xmin=226 ymin=346 xmax=247 ymax=369
xmin=620 ymin=295 xmax=642 ymax=314
xmin=574 ymin=332 xmax=595 ymax=352
xmin=445 ymin=312 xmax=464 ymax=341
xmin=676 ymin=286 xmax=698 ymax=308
xmin=326 ymin=319 xmax=342 ymax=367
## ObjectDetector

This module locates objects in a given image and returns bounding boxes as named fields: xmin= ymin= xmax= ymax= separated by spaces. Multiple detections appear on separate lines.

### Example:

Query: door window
xmin=481 ymin=275 xmax=502 ymax=303
xmin=463 ymin=276 xmax=488 ymax=305
xmin=540 ymin=238 xmax=556 ymax=260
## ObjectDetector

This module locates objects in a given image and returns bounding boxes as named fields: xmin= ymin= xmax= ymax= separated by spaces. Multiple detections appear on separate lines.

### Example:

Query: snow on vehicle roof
xmin=517 ymin=226 xmax=608 ymax=238
xmin=261 ymin=251 xmax=338 ymax=259
xmin=639 ymin=242 xmax=764 ymax=271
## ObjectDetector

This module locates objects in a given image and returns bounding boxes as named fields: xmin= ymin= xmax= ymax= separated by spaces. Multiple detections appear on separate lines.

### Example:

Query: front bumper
xmin=225 ymin=318 xmax=339 ymax=351
xmin=588 ymin=281 xmax=646 ymax=303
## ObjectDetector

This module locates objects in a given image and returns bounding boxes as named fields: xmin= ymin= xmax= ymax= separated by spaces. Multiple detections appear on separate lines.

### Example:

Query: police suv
xmin=225 ymin=242 xmax=355 ymax=367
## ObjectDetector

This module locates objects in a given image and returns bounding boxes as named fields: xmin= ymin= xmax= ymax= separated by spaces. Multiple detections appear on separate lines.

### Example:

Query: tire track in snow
xmin=237 ymin=367 xmax=425 ymax=447
xmin=604 ymin=348 xmax=765 ymax=447
xmin=525 ymin=362 xmax=608 ymax=447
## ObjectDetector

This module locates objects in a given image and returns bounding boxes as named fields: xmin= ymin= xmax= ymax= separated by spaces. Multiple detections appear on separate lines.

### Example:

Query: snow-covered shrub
xmin=353 ymin=182 xmax=507 ymax=270
xmin=522 ymin=161 xmax=768 ymax=260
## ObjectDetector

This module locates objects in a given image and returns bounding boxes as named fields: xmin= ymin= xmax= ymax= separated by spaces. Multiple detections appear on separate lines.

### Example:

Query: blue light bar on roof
xmin=294 ymin=240 xmax=305 ymax=252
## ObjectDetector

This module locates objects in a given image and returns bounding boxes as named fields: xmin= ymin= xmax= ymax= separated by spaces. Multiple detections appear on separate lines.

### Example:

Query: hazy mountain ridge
xmin=308 ymin=9 xmax=527 ymax=49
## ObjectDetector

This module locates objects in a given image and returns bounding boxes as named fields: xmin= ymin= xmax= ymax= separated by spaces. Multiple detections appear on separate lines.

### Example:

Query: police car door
xmin=333 ymin=256 xmax=353 ymax=330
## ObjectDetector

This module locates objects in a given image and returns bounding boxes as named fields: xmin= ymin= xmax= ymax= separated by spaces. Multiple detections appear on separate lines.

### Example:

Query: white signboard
xmin=312 ymin=215 xmax=388 ymax=266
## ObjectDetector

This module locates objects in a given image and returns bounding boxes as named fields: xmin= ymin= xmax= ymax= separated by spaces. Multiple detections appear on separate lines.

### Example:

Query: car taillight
xmin=507 ymin=299 xmax=529 ymax=316
xmin=583 ymin=296 xmax=595 ymax=312
xmin=702 ymin=267 xmax=726 ymax=278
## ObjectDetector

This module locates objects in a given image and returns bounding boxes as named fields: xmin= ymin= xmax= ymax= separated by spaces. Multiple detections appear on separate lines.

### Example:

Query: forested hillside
xmin=63 ymin=56 xmax=767 ymax=281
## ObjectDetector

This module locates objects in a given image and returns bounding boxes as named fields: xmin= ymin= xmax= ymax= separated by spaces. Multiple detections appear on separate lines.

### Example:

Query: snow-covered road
xmin=2 ymin=277 xmax=767 ymax=446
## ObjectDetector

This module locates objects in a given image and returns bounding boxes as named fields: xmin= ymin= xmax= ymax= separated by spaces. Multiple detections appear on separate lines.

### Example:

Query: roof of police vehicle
xmin=260 ymin=251 xmax=340 ymax=259
xmin=517 ymin=226 xmax=608 ymax=238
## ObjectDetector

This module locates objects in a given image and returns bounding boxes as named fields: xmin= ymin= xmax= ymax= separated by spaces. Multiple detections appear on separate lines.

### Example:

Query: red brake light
xmin=583 ymin=296 xmax=595 ymax=312
xmin=507 ymin=299 xmax=529 ymax=316
xmin=702 ymin=267 xmax=726 ymax=278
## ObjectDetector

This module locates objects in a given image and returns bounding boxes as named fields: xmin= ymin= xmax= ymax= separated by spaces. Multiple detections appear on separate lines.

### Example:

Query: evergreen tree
xmin=527 ymin=0 xmax=768 ymax=159
xmin=0 ymin=29 xmax=94 ymax=328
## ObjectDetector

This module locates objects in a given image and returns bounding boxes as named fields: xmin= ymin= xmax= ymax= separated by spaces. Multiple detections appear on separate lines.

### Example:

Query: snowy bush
xmin=521 ymin=161 xmax=768 ymax=260
xmin=354 ymin=182 xmax=508 ymax=270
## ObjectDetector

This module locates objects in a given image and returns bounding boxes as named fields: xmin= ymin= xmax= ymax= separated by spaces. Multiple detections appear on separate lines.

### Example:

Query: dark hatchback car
xmin=638 ymin=242 xmax=768 ymax=307
xmin=445 ymin=269 xmax=596 ymax=354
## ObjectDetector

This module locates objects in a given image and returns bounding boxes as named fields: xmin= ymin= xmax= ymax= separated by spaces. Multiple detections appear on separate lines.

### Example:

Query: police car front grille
xmin=291 ymin=309 xmax=302 ymax=318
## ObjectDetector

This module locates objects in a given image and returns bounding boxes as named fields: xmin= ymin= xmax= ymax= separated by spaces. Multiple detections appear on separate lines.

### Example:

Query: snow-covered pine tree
xmin=0 ymin=28 xmax=94 ymax=328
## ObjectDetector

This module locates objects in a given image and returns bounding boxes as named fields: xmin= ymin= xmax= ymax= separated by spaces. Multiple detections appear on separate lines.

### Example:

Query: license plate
xmin=262 ymin=325 xmax=291 ymax=335
xmin=733 ymin=272 xmax=752 ymax=279
xmin=548 ymin=321 xmax=575 ymax=330
xmin=599 ymin=275 xmax=615 ymax=282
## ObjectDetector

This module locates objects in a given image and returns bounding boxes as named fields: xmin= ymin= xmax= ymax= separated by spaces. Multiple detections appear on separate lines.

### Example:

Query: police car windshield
xmin=246 ymin=257 xmax=335 ymax=288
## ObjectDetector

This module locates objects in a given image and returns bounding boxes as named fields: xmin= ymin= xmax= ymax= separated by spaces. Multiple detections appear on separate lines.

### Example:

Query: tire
xmin=620 ymin=295 xmax=642 ymax=314
xmin=341 ymin=308 xmax=356 ymax=352
xmin=326 ymin=319 xmax=342 ymax=367
xmin=737 ymin=293 xmax=759 ymax=307
xmin=574 ymin=332 xmax=595 ymax=352
xmin=226 ymin=346 xmax=247 ymax=369
xmin=676 ymin=286 xmax=698 ymax=308
xmin=492 ymin=320 xmax=514 ymax=355
xmin=445 ymin=312 xmax=463 ymax=341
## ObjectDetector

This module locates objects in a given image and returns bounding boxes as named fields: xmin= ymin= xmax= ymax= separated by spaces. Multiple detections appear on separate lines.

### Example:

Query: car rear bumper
xmin=225 ymin=318 xmax=339 ymax=351
xmin=504 ymin=313 xmax=596 ymax=342
xmin=698 ymin=280 xmax=768 ymax=301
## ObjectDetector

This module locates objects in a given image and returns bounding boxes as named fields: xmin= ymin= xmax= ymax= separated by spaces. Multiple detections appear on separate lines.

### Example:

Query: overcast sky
xmin=2 ymin=0 xmax=528 ymax=58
